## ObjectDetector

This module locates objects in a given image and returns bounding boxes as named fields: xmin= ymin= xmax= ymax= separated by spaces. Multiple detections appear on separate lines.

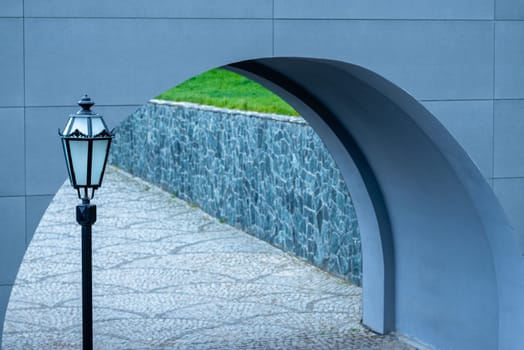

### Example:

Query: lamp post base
xmin=76 ymin=203 xmax=97 ymax=350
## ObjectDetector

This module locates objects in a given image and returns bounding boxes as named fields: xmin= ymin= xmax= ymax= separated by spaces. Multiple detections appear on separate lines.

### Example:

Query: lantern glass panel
xmin=90 ymin=139 xmax=109 ymax=186
xmin=61 ymin=139 xmax=73 ymax=185
xmin=69 ymin=139 xmax=89 ymax=186
xmin=71 ymin=117 xmax=89 ymax=136
xmin=91 ymin=117 xmax=106 ymax=136
xmin=64 ymin=118 xmax=73 ymax=135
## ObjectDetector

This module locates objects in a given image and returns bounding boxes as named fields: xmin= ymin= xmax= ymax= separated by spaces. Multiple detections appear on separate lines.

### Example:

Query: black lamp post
xmin=59 ymin=95 xmax=113 ymax=350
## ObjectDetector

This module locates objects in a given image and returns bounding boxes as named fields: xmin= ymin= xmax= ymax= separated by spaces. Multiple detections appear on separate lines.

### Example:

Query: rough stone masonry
xmin=110 ymin=101 xmax=362 ymax=285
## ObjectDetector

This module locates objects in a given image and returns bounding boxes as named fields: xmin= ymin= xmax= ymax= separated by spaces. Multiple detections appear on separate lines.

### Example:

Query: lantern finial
xmin=78 ymin=95 xmax=95 ymax=114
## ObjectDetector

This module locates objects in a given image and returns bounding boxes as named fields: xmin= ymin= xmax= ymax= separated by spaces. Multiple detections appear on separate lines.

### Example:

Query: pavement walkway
xmin=3 ymin=167 xmax=413 ymax=349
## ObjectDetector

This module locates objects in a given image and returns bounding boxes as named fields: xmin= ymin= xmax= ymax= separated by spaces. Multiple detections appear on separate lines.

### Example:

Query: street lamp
xmin=59 ymin=95 xmax=113 ymax=350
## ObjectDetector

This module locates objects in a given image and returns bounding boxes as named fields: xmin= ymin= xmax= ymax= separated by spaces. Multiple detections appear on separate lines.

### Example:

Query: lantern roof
xmin=61 ymin=95 xmax=112 ymax=138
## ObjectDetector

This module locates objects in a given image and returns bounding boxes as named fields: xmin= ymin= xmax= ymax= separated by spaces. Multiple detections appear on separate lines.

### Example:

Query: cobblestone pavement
xmin=3 ymin=167 xmax=414 ymax=349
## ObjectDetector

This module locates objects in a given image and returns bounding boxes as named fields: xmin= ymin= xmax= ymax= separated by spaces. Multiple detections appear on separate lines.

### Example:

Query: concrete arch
xmin=7 ymin=55 xmax=524 ymax=349
xmin=226 ymin=58 xmax=524 ymax=349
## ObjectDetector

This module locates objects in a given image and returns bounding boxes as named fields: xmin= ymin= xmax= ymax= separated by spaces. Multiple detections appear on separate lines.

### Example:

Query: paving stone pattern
xmin=2 ymin=168 xmax=412 ymax=350
xmin=110 ymin=101 xmax=362 ymax=285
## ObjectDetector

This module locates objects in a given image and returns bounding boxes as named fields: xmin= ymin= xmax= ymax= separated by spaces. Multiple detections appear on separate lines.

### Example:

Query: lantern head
xmin=60 ymin=95 xmax=113 ymax=199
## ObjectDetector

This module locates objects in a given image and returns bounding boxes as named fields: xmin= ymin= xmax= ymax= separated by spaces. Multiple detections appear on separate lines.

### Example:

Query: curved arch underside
xmin=228 ymin=58 xmax=524 ymax=350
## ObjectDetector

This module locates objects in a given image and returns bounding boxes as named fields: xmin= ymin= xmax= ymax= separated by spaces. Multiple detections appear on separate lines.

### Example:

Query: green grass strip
xmin=156 ymin=68 xmax=300 ymax=116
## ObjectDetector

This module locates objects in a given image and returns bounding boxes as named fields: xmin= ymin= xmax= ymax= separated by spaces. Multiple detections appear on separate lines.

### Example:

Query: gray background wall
xmin=1 ymin=0 xmax=523 ymax=348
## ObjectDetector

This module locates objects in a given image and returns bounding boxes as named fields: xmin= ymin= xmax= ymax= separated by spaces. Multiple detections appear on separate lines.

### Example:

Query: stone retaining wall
xmin=110 ymin=100 xmax=362 ymax=285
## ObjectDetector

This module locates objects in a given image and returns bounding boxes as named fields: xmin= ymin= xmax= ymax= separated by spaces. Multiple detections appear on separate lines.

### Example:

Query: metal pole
xmin=76 ymin=199 xmax=97 ymax=350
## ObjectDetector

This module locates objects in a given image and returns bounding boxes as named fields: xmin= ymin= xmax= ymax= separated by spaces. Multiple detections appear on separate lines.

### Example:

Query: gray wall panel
xmin=0 ymin=108 xmax=24 ymax=196
xmin=495 ymin=21 xmax=524 ymax=99
xmin=25 ymin=195 xmax=53 ymax=245
xmin=24 ymin=18 xmax=272 ymax=107
xmin=0 ymin=19 xmax=23 ymax=107
xmin=275 ymin=0 xmax=493 ymax=19
xmin=496 ymin=0 xmax=524 ymax=19
xmin=25 ymin=105 xmax=142 ymax=196
xmin=494 ymin=100 xmax=524 ymax=178
xmin=423 ymin=100 xmax=493 ymax=179
xmin=0 ymin=197 xmax=25 ymax=285
xmin=25 ymin=107 xmax=70 ymax=196
xmin=0 ymin=0 xmax=23 ymax=17
xmin=494 ymin=178 xmax=524 ymax=251
xmin=274 ymin=20 xmax=493 ymax=100
xmin=24 ymin=0 xmax=272 ymax=19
